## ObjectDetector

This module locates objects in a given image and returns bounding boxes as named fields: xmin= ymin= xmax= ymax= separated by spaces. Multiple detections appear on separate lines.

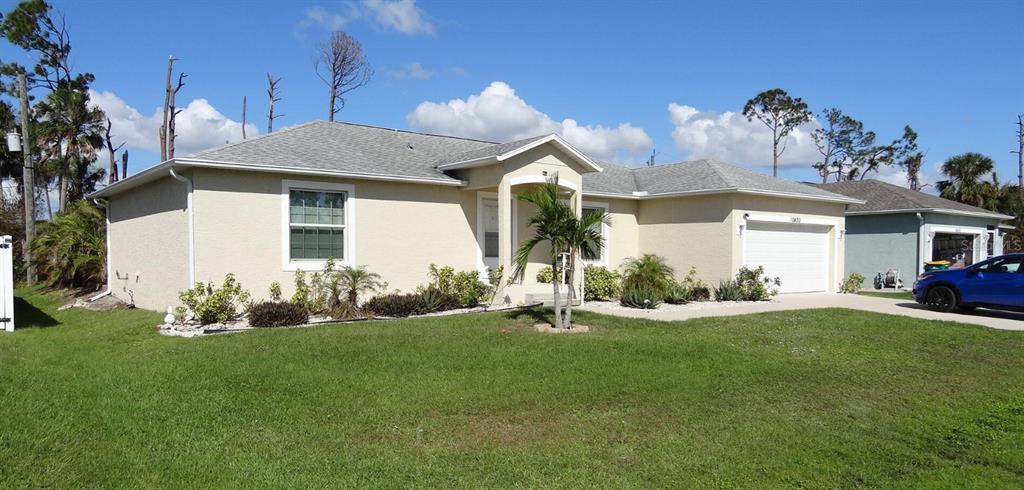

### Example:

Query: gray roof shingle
xmin=432 ymin=135 xmax=549 ymax=167
xmin=585 ymin=159 xmax=854 ymax=201
xmin=814 ymin=179 xmax=1012 ymax=219
xmin=182 ymin=120 xmax=851 ymax=202
xmin=189 ymin=121 xmax=494 ymax=183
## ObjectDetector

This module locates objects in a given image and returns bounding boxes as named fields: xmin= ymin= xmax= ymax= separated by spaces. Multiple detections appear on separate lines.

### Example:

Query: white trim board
xmin=280 ymin=179 xmax=356 ymax=271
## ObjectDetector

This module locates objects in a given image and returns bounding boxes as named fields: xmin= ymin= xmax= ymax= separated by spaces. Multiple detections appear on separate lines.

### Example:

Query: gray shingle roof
xmin=179 ymin=120 xmax=850 ymax=202
xmin=432 ymin=135 xmax=549 ymax=167
xmin=814 ymin=179 xmax=1012 ymax=219
xmin=188 ymin=121 xmax=494 ymax=183
xmin=585 ymin=159 xmax=854 ymax=201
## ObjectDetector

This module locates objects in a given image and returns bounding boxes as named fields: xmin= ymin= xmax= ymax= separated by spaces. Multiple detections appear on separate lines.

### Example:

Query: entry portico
xmin=437 ymin=134 xmax=602 ymax=304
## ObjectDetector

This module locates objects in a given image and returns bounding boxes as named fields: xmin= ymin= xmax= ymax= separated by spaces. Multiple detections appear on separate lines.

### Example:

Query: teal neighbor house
xmin=816 ymin=180 xmax=1013 ymax=283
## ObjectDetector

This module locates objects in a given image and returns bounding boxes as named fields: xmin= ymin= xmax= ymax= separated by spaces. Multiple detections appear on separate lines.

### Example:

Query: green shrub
xmin=583 ymin=266 xmax=621 ymax=301
xmin=840 ymin=272 xmax=866 ymax=293
xmin=365 ymin=293 xmax=428 ymax=317
xmin=248 ymin=301 xmax=309 ymax=328
xmin=427 ymin=264 xmax=492 ymax=307
xmin=713 ymin=279 xmax=744 ymax=302
xmin=179 ymin=274 xmax=252 ymax=324
xmin=420 ymin=286 xmax=462 ymax=312
xmin=535 ymin=266 xmax=569 ymax=284
xmin=664 ymin=282 xmax=691 ymax=304
xmin=735 ymin=265 xmax=781 ymax=301
xmin=621 ymin=255 xmax=674 ymax=296
xmin=620 ymin=282 xmax=663 ymax=309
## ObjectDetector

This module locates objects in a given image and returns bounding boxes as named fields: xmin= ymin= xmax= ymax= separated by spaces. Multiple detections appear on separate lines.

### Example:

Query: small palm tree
xmin=512 ymin=176 xmax=574 ymax=328
xmin=32 ymin=200 xmax=106 ymax=289
xmin=35 ymin=87 xmax=106 ymax=211
xmin=621 ymin=254 xmax=675 ymax=293
xmin=513 ymin=175 xmax=607 ymax=329
xmin=333 ymin=265 xmax=385 ymax=306
xmin=562 ymin=207 xmax=609 ymax=326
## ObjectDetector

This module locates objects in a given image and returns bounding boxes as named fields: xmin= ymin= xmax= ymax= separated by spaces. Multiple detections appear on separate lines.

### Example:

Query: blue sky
xmin=3 ymin=0 xmax=1022 ymax=188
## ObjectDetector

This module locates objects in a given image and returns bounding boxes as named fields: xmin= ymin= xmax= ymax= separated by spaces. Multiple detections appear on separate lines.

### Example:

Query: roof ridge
xmin=703 ymin=159 xmax=735 ymax=188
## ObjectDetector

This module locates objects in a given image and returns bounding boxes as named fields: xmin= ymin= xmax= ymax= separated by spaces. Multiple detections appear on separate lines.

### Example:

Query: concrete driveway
xmin=579 ymin=293 xmax=1024 ymax=331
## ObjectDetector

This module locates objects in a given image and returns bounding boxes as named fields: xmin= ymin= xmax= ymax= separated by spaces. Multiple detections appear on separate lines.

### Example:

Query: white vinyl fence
xmin=1 ymin=235 xmax=13 ymax=332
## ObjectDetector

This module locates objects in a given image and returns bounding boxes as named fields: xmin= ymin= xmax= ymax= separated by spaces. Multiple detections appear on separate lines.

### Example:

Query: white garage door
xmin=745 ymin=222 xmax=830 ymax=293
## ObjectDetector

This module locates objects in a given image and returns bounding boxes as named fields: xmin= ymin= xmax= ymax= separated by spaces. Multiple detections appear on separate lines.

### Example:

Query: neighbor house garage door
xmin=744 ymin=222 xmax=830 ymax=293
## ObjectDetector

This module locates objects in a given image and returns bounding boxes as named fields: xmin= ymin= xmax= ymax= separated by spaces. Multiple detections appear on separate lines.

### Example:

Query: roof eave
xmin=89 ymin=158 xmax=467 ymax=198
xmin=437 ymin=134 xmax=604 ymax=173
xmin=582 ymin=187 xmax=864 ymax=204
xmin=846 ymin=208 xmax=1014 ymax=220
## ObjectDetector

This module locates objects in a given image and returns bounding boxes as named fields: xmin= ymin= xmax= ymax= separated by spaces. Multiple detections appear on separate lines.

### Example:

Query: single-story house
xmin=815 ymin=179 xmax=1013 ymax=282
xmin=89 ymin=120 xmax=861 ymax=311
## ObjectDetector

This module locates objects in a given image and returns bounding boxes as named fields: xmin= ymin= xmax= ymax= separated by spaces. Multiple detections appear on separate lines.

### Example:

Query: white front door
xmin=745 ymin=222 xmax=830 ymax=293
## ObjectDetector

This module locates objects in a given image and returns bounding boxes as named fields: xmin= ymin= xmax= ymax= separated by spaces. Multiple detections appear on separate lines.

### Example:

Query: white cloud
xmin=89 ymin=89 xmax=258 ymax=157
xmin=302 ymin=0 xmax=434 ymax=35
xmin=668 ymin=103 xmax=820 ymax=168
xmin=408 ymin=81 xmax=652 ymax=161
xmin=386 ymin=62 xmax=434 ymax=80
xmin=364 ymin=0 xmax=434 ymax=35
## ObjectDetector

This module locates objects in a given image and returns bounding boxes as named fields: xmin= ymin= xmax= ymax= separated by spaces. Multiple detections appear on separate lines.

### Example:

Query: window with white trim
xmin=289 ymin=189 xmax=346 ymax=261
xmin=581 ymin=203 xmax=608 ymax=265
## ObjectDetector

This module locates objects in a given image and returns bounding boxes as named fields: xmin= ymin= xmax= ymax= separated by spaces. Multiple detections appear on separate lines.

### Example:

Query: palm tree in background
xmin=34 ymin=87 xmax=106 ymax=212
xmin=938 ymin=152 xmax=995 ymax=208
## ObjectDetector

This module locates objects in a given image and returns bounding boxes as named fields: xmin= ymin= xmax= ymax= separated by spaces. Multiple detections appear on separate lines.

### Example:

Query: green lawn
xmin=3 ymin=288 xmax=1024 ymax=488
xmin=859 ymin=290 xmax=916 ymax=300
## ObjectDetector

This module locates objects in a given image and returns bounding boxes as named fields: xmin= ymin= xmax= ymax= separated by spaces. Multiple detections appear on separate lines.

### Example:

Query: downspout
xmin=916 ymin=212 xmax=925 ymax=277
xmin=169 ymin=167 xmax=196 ymax=287
xmin=88 ymin=198 xmax=113 ymax=302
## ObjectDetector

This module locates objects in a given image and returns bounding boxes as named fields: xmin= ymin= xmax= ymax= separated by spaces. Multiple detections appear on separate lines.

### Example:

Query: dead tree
xmin=121 ymin=150 xmax=128 ymax=180
xmin=242 ymin=96 xmax=247 ymax=139
xmin=104 ymin=118 xmax=125 ymax=184
xmin=266 ymin=73 xmax=283 ymax=133
xmin=160 ymin=56 xmax=186 ymax=160
xmin=167 ymin=72 xmax=186 ymax=159
xmin=313 ymin=32 xmax=372 ymax=121
xmin=1016 ymin=114 xmax=1023 ymax=197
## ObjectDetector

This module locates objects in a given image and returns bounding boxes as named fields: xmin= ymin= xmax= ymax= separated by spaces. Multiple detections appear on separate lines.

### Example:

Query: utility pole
xmin=17 ymin=73 xmax=35 ymax=286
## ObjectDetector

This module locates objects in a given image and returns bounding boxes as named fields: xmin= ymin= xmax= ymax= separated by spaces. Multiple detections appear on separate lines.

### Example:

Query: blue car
xmin=913 ymin=253 xmax=1024 ymax=313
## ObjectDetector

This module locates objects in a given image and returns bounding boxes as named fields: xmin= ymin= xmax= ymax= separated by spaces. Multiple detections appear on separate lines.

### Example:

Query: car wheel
xmin=926 ymin=286 xmax=958 ymax=312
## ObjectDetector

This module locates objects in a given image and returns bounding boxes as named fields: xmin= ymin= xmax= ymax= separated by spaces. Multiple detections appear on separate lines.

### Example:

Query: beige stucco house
xmin=89 ymin=121 xmax=861 ymax=311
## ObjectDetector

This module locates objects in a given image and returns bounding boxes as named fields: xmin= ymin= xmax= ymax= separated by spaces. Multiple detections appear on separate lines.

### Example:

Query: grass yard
xmin=859 ymin=290 xmax=916 ymax=300
xmin=3 ymin=288 xmax=1024 ymax=488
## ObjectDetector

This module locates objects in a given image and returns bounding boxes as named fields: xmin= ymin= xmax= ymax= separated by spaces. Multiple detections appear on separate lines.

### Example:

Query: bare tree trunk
xmin=551 ymin=257 xmax=562 ymax=328
xmin=58 ymin=174 xmax=66 ymax=213
xmin=121 ymin=150 xmax=128 ymax=180
xmin=564 ymin=254 xmax=576 ymax=327
xmin=241 ymin=96 xmax=247 ymax=139
xmin=104 ymin=118 xmax=124 ymax=185
xmin=160 ymin=55 xmax=174 ymax=161
xmin=772 ymin=128 xmax=779 ymax=177
xmin=1017 ymin=114 xmax=1023 ymax=197
xmin=327 ymin=88 xmax=335 ymax=122
xmin=267 ymin=73 xmax=282 ymax=133
xmin=167 ymin=72 xmax=186 ymax=159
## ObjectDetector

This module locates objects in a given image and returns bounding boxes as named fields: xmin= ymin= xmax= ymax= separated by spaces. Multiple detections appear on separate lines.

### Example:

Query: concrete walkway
xmin=579 ymin=293 xmax=1024 ymax=331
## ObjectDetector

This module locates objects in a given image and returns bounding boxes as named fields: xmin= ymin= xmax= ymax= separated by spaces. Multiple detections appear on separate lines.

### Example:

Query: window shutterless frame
xmin=281 ymin=179 xmax=355 ymax=271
